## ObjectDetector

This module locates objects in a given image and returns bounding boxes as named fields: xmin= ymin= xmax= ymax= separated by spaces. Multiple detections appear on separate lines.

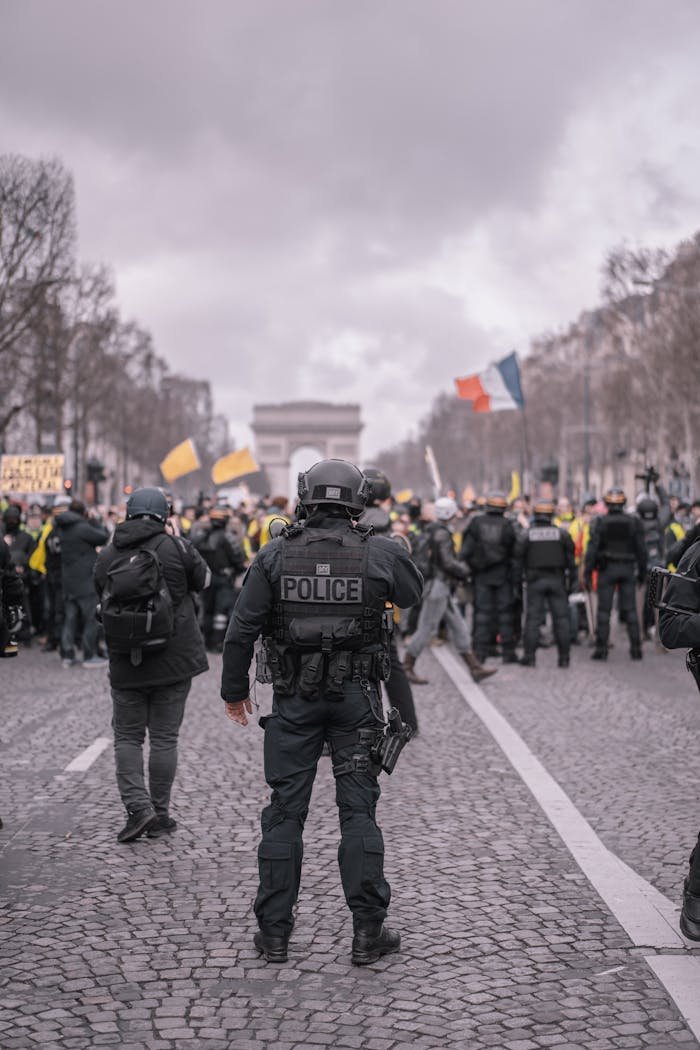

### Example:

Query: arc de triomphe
xmin=251 ymin=401 xmax=363 ymax=496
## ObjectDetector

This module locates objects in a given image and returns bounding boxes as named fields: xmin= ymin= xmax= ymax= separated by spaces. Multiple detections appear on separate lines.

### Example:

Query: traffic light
xmin=540 ymin=461 xmax=559 ymax=486
xmin=86 ymin=458 xmax=106 ymax=484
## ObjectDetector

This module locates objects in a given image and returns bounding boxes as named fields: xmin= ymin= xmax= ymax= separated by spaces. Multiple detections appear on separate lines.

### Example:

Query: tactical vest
xmin=470 ymin=514 xmax=511 ymax=571
xmin=272 ymin=526 xmax=383 ymax=653
xmin=525 ymin=525 xmax=565 ymax=571
xmin=599 ymin=514 xmax=636 ymax=560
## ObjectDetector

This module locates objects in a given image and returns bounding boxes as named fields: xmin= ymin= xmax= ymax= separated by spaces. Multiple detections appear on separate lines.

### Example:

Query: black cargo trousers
xmin=523 ymin=574 xmax=570 ymax=658
xmin=595 ymin=561 xmax=640 ymax=649
xmin=255 ymin=680 xmax=390 ymax=938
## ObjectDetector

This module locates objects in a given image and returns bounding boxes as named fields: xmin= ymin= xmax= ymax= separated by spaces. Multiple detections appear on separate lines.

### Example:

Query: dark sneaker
xmin=680 ymin=880 xmax=700 ymax=941
xmin=253 ymin=930 xmax=289 ymax=963
xmin=62 ymin=657 xmax=80 ymax=667
xmin=591 ymin=647 xmax=607 ymax=661
xmin=519 ymin=655 xmax=536 ymax=667
xmin=117 ymin=807 xmax=158 ymax=843
xmin=147 ymin=815 xmax=177 ymax=838
xmin=351 ymin=923 xmax=400 ymax=966
xmin=558 ymin=653 xmax=570 ymax=668
xmin=630 ymin=646 xmax=643 ymax=660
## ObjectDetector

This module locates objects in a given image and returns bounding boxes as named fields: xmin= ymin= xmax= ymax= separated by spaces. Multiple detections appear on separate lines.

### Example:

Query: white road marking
xmin=64 ymin=736 xmax=111 ymax=772
xmin=646 ymin=956 xmax=700 ymax=1040
xmin=433 ymin=646 xmax=686 ymax=949
xmin=434 ymin=646 xmax=700 ymax=1038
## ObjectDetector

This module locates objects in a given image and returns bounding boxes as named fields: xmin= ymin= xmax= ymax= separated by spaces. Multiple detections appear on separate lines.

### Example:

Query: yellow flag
xmin=508 ymin=471 xmax=521 ymax=502
xmin=395 ymin=488 xmax=413 ymax=504
xmin=211 ymin=447 xmax=259 ymax=486
xmin=160 ymin=439 xmax=200 ymax=483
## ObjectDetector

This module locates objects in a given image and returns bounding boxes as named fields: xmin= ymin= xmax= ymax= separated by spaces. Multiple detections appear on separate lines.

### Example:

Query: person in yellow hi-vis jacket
xmin=29 ymin=497 xmax=70 ymax=652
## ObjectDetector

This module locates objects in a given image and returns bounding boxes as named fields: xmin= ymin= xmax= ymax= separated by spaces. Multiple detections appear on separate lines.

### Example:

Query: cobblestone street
xmin=2 ymin=636 xmax=700 ymax=1049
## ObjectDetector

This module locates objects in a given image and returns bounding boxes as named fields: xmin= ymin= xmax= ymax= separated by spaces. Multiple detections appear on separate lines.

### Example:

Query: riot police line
xmin=3 ymin=462 xmax=700 ymax=955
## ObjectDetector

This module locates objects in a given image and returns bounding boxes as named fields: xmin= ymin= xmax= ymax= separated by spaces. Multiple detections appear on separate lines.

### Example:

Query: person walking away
xmin=221 ymin=460 xmax=423 ymax=965
xmin=54 ymin=500 xmax=109 ymax=667
xmin=403 ymin=497 xmax=495 ymax=685
xmin=94 ymin=487 xmax=210 ymax=843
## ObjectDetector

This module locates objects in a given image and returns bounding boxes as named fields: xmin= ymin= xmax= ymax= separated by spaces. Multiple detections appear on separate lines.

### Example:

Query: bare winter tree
xmin=0 ymin=156 xmax=76 ymax=442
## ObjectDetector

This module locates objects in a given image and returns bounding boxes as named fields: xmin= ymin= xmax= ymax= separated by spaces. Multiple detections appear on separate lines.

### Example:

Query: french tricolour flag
xmin=454 ymin=351 xmax=524 ymax=413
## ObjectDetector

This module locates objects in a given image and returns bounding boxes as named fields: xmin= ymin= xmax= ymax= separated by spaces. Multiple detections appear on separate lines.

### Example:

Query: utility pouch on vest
xmin=288 ymin=616 xmax=362 ymax=650
xmin=265 ymin=641 xmax=297 ymax=694
xmin=298 ymin=651 xmax=325 ymax=699
xmin=254 ymin=640 xmax=274 ymax=684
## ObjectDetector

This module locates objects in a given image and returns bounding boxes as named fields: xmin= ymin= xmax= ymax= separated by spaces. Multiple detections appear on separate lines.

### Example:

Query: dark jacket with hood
xmin=94 ymin=517 xmax=210 ymax=689
xmin=55 ymin=510 xmax=109 ymax=599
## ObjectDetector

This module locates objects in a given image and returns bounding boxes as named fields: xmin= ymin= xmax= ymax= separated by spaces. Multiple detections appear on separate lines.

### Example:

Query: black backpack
xmin=100 ymin=535 xmax=176 ymax=665
xmin=410 ymin=527 xmax=435 ymax=581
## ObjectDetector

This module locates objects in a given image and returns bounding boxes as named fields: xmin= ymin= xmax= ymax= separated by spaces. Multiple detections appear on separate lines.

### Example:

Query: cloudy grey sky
xmin=2 ymin=1 xmax=700 ymax=457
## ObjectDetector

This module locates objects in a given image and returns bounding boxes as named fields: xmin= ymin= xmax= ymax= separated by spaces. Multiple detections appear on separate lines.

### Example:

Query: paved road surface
xmin=1 ymin=632 xmax=699 ymax=1049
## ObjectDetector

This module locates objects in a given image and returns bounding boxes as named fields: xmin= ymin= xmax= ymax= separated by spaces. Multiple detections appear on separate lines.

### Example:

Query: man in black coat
xmin=461 ymin=491 xmax=518 ymax=663
xmin=94 ymin=487 xmax=210 ymax=843
xmin=221 ymin=460 xmax=423 ymax=966
xmin=54 ymin=499 xmax=109 ymax=667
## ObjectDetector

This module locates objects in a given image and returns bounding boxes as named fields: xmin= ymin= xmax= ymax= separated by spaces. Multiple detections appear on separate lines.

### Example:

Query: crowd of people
xmin=3 ymin=464 xmax=700 ymax=954
xmin=1 ymin=473 xmax=697 ymax=670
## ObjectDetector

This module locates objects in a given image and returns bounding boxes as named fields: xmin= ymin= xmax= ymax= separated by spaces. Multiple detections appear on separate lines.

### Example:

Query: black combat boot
xmin=351 ymin=922 xmax=400 ymax=966
xmin=502 ymin=648 xmax=519 ymax=664
xmin=519 ymin=653 xmax=535 ymax=667
xmin=591 ymin=645 xmax=607 ymax=661
xmin=462 ymin=651 xmax=497 ymax=683
xmin=403 ymin=653 xmax=428 ymax=685
xmin=117 ymin=806 xmax=158 ymax=843
xmin=254 ymin=930 xmax=289 ymax=963
xmin=681 ymin=880 xmax=700 ymax=941
xmin=558 ymin=651 xmax=570 ymax=668
xmin=630 ymin=645 xmax=643 ymax=660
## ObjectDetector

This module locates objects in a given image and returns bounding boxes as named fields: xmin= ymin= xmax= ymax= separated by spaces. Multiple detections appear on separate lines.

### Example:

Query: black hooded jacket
xmin=55 ymin=510 xmax=109 ymax=599
xmin=94 ymin=518 xmax=210 ymax=689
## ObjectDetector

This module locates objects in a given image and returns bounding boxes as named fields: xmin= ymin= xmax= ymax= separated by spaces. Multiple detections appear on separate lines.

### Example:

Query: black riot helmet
xmin=636 ymin=496 xmax=659 ymax=521
xmin=486 ymin=491 xmax=508 ymax=514
xmin=603 ymin=487 xmax=627 ymax=511
xmin=297 ymin=459 xmax=369 ymax=516
xmin=533 ymin=498 xmax=555 ymax=521
xmin=126 ymin=487 xmax=170 ymax=524
xmin=363 ymin=466 xmax=391 ymax=506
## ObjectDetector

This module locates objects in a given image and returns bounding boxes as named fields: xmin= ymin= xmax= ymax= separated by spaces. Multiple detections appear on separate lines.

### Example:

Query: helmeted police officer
xmin=515 ymin=499 xmax=576 ymax=667
xmin=584 ymin=488 xmax=647 ymax=660
xmin=221 ymin=459 xmax=423 ymax=966
xmin=360 ymin=467 xmax=419 ymax=734
xmin=461 ymin=491 xmax=518 ymax=663
xmin=192 ymin=505 xmax=246 ymax=651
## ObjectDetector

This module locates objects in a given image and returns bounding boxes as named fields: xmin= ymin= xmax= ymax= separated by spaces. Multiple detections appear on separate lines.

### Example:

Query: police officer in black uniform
xmin=657 ymin=538 xmax=700 ymax=939
xmin=515 ymin=498 xmax=576 ymax=667
xmin=461 ymin=491 xmax=518 ymax=663
xmin=360 ymin=467 xmax=419 ymax=734
xmin=584 ymin=488 xmax=647 ymax=660
xmin=1 ymin=536 xmax=25 ymax=659
xmin=636 ymin=495 xmax=665 ymax=637
xmin=221 ymin=459 xmax=423 ymax=966
xmin=193 ymin=506 xmax=246 ymax=651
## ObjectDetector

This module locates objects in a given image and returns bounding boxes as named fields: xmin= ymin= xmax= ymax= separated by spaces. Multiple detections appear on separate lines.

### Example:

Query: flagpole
xmin=520 ymin=406 xmax=532 ymax=496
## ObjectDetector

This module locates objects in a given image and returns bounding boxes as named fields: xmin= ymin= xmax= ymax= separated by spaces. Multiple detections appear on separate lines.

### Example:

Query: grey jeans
xmin=405 ymin=577 xmax=470 ymax=659
xmin=111 ymin=680 xmax=191 ymax=815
